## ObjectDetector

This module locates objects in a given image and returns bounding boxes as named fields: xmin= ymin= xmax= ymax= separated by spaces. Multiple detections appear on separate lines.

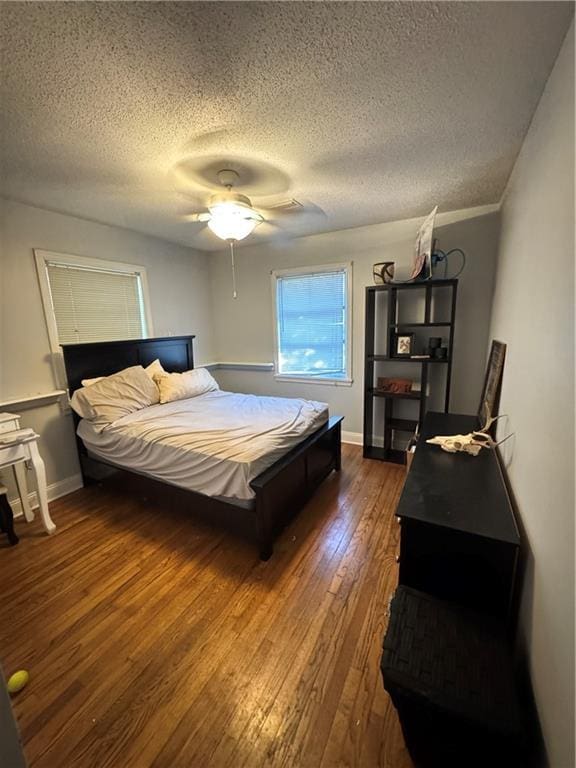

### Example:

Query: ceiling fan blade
xmin=182 ymin=212 xmax=211 ymax=222
xmin=253 ymin=220 xmax=294 ymax=245
xmin=258 ymin=220 xmax=284 ymax=234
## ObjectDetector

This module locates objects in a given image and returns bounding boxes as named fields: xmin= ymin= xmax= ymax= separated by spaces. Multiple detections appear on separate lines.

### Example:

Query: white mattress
xmin=77 ymin=390 xmax=329 ymax=504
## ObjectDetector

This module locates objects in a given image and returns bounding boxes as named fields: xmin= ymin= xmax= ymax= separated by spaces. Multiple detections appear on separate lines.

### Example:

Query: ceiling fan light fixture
xmin=207 ymin=201 xmax=263 ymax=241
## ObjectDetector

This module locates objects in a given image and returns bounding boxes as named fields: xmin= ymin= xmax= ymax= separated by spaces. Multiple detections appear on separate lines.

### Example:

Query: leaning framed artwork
xmin=477 ymin=340 xmax=506 ymax=428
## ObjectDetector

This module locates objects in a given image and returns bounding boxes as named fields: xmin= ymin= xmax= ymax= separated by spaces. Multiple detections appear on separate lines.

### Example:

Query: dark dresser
xmin=383 ymin=412 xmax=526 ymax=766
xmin=396 ymin=411 xmax=521 ymax=623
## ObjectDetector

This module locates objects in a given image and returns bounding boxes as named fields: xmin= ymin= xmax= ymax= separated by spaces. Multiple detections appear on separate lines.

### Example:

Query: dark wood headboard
xmin=61 ymin=336 xmax=195 ymax=394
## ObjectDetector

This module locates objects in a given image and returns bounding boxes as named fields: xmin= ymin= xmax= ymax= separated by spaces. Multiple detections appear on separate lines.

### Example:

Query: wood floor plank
xmin=0 ymin=445 xmax=412 ymax=767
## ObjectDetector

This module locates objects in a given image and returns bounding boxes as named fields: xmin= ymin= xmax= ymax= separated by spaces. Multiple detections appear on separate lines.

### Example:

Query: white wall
xmin=208 ymin=206 xmax=500 ymax=437
xmin=0 ymin=199 xmax=214 ymax=491
xmin=489 ymin=23 xmax=574 ymax=768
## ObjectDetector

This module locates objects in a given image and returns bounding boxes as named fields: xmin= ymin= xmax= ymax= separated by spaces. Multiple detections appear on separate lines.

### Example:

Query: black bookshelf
xmin=363 ymin=279 xmax=458 ymax=464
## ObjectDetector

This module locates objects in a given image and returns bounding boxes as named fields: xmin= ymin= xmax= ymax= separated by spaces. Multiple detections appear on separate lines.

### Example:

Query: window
xmin=272 ymin=263 xmax=352 ymax=383
xmin=35 ymin=250 xmax=153 ymax=384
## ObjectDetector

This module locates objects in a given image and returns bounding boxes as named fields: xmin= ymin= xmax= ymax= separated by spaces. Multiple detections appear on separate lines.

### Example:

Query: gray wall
xmin=209 ymin=206 xmax=500 ymax=437
xmin=489 ymin=23 xmax=574 ymax=767
xmin=0 ymin=199 xmax=214 ymax=490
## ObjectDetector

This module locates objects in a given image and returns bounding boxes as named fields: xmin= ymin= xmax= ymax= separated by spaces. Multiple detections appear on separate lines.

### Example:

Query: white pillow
xmin=146 ymin=358 xmax=166 ymax=380
xmin=155 ymin=367 xmax=219 ymax=404
xmin=81 ymin=359 xmax=165 ymax=388
xmin=81 ymin=376 xmax=105 ymax=388
xmin=70 ymin=365 xmax=160 ymax=430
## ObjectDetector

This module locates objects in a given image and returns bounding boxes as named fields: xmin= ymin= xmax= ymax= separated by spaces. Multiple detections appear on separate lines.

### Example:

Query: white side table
xmin=0 ymin=413 xmax=55 ymax=534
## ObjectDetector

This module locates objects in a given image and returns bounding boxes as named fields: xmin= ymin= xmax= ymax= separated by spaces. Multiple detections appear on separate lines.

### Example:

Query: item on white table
xmin=0 ymin=428 xmax=38 ymax=446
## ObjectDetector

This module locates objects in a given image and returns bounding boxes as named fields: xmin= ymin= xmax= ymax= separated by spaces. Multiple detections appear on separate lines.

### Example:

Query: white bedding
xmin=77 ymin=390 xmax=329 ymax=505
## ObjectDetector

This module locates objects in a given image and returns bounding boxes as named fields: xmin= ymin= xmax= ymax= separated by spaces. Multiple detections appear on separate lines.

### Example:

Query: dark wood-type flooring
xmin=0 ymin=445 xmax=412 ymax=768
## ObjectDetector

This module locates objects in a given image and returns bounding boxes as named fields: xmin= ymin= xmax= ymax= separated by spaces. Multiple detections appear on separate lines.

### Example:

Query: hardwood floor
xmin=0 ymin=445 xmax=413 ymax=768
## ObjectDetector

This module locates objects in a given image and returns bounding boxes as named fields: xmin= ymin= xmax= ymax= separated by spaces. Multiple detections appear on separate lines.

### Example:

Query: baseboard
xmin=342 ymin=434 xmax=386 ymax=449
xmin=9 ymin=473 xmax=83 ymax=518
xmin=342 ymin=431 xmax=363 ymax=445
xmin=342 ymin=432 xmax=386 ymax=447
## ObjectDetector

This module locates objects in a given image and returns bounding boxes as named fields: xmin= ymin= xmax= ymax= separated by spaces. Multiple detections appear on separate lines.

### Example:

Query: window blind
xmin=46 ymin=262 xmax=146 ymax=344
xmin=276 ymin=269 xmax=348 ymax=378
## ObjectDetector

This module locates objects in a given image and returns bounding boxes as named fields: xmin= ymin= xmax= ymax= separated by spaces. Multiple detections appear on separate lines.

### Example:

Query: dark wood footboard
xmin=251 ymin=416 xmax=343 ymax=560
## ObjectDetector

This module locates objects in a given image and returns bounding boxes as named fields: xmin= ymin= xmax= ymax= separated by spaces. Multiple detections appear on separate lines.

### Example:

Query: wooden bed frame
xmin=61 ymin=336 xmax=342 ymax=560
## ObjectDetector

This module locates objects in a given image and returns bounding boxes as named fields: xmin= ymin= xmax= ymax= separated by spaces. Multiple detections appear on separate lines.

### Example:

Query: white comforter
xmin=77 ymin=390 xmax=329 ymax=503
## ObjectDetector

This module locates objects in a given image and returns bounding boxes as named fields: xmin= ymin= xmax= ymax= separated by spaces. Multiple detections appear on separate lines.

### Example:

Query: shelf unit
xmin=363 ymin=279 xmax=458 ymax=464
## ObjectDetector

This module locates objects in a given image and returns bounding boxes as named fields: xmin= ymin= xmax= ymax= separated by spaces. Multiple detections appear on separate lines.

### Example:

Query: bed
xmin=62 ymin=336 xmax=343 ymax=559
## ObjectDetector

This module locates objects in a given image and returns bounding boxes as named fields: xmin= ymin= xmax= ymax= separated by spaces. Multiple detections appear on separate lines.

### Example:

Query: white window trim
xmin=34 ymin=249 xmax=154 ymax=389
xmin=271 ymin=261 xmax=353 ymax=386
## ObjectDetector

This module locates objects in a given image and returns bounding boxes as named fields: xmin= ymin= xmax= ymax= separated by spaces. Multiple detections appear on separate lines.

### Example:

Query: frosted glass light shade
xmin=207 ymin=202 xmax=262 ymax=241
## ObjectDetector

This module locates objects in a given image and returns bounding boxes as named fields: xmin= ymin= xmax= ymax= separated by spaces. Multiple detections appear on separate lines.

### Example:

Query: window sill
xmin=274 ymin=375 xmax=353 ymax=387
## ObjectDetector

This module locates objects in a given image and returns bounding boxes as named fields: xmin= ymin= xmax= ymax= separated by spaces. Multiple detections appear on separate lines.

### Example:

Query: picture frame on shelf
xmin=394 ymin=333 xmax=414 ymax=357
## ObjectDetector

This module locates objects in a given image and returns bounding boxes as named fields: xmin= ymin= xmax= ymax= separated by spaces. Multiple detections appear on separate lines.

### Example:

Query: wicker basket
xmin=381 ymin=586 xmax=525 ymax=767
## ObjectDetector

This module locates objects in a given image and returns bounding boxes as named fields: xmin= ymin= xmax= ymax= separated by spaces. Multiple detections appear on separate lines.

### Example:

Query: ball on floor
xmin=7 ymin=670 xmax=29 ymax=695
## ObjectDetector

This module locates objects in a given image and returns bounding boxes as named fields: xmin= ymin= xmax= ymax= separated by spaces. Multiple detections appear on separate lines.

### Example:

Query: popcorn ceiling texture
xmin=0 ymin=2 xmax=572 ymax=250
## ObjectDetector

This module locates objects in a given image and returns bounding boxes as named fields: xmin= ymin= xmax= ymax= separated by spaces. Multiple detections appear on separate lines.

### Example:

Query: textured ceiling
xmin=0 ymin=2 xmax=573 ymax=251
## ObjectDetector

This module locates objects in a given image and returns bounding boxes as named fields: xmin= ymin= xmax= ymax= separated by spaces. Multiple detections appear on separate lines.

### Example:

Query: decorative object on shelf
xmin=431 ymin=246 xmax=467 ymax=279
xmin=373 ymin=262 xmax=395 ymax=284
xmin=433 ymin=347 xmax=448 ymax=360
xmin=377 ymin=377 xmax=413 ymax=394
xmin=394 ymin=333 xmax=414 ymax=357
xmin=428 ymin=337 xmax=442 ymax=350
xmin=478 ymin=340 xmax=507 ymax=429
xmin=381 ymin=207 xmax=438 ymax=284
xmin=409 ymin=206 xmax=437 ymax=281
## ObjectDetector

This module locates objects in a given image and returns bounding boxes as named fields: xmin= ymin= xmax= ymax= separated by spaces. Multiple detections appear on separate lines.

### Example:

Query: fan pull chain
xmin=229 ymin=240 xmax=238 ymax=299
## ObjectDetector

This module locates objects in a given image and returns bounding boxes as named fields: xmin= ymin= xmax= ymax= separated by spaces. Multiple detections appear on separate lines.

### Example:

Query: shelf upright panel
xmin=419 ymin=362 xmax=429 ymax=426
xmin=385 ymin=285 xmax=398 ymax=454
xmin=444 ymin=281 xmax=458 ymax=412
xmin=424 ymin=283 xmax=432 ymax=324
xmin=363 ymin=287 xmax=376 ymax=458
xmin=387 ymin=285 xmax=398 ymax=357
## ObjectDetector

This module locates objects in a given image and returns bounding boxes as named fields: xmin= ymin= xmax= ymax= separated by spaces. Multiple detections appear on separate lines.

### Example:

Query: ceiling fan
xmin=183 ymin=168 xmax=316 ymax=238
xmin=183 ymin=168 xmax=323 ymax=298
